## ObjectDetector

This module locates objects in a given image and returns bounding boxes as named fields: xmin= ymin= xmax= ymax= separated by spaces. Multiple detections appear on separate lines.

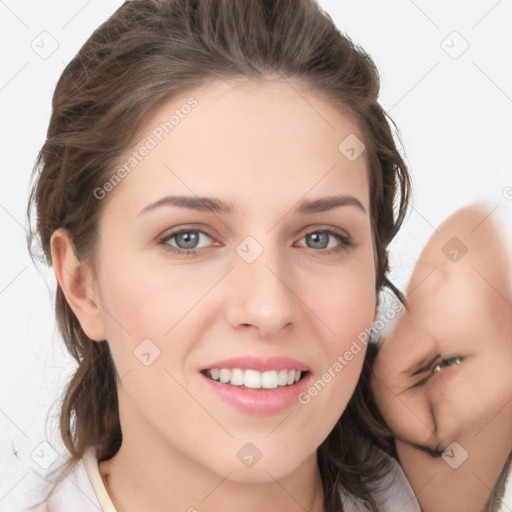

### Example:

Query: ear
xmin=50 ymin=228 xmax=106 ymax=342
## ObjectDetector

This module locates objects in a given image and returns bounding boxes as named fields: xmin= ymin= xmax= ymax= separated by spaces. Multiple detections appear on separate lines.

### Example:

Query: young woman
xmin=21 ymin=0 xmax=419 ymax=510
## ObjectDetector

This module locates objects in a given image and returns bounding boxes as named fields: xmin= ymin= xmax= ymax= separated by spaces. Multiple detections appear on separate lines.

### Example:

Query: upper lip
xmin=200 ymin=356 xmax=310 ymax=373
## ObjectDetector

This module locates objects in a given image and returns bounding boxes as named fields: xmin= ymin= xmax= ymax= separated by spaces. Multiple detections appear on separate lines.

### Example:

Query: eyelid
xmin=294 ymin=224 xmax=352 ymax=241
xmin=158 ymin=227 xmax=217 ymax=249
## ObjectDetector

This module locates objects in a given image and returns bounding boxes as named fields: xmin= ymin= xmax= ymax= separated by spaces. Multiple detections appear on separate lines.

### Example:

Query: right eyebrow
xmin=137 ymin=195 xmax=235 ymax=216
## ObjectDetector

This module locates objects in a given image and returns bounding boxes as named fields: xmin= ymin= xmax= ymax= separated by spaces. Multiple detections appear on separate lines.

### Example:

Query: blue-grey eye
xmin=306 ymin=232 xmax=330 ymax=249
xmin=175 ymin=231 xmax=200 ymax=249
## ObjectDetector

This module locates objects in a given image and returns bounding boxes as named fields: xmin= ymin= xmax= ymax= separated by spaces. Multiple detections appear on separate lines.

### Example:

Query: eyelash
xmin=157 ymin=227 xmax=355 ymax=257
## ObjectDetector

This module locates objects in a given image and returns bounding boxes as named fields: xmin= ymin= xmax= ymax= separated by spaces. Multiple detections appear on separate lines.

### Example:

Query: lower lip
xmin=201 ymin=372 xmax=311 ymax=415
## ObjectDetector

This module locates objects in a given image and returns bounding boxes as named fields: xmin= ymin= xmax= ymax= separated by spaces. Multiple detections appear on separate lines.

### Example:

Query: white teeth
xmin=206 ymin=368 xmax=303 ymax=389
xmin=261 ymin=370 xmax=277 ymax=389
xmin=244 ymin=369 xmax=261 ymax=389
xmin=230 ymin=368 xmax=244 ymax=386
xmin=277 ymin=369 xmax=289 ymax=386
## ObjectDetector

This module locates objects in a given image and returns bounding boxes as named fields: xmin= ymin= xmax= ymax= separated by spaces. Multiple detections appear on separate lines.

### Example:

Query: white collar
xmin=82 ymin=446 xmax=118 ymax=512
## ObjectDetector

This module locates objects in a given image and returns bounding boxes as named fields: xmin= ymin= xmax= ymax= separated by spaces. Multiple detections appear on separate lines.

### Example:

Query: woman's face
xmin=89 ymin=78 xmax=376 ymax=481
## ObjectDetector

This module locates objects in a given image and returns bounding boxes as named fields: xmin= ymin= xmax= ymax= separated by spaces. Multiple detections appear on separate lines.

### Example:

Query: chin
xmin=220 ymin=458 xmax=305 ymax=484
xmin=201 ymin=444 xmax=314 ymax=484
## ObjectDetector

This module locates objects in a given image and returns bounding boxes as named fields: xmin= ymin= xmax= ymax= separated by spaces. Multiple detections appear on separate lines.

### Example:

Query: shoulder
xmin=340 ymin=450 xmax=421 ymax=512
xmin=2 ymin=448 xmax=101 ymax=512
xmin=45 ymin=452 xmax=102 ymax=512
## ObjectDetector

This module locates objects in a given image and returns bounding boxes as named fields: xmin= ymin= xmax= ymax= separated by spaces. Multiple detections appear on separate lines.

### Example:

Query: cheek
xmin=97 ymin=250 xmax=217 ymax=343
xmin=308 ymin=257 xmax=377 ymax=350
xmin=297 ymin=262 xmax=376 ymax=421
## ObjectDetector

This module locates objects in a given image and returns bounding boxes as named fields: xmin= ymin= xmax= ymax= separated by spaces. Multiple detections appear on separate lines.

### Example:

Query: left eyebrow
xmin=294 ymin=195 xmax=366 ymax=215
xmin=136 ymin=194 xmax=366 ymax=217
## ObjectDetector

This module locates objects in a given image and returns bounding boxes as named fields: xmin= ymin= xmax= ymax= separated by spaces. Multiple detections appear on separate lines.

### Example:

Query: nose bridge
xmin=226 ymin=237 xmax=298 ymax=336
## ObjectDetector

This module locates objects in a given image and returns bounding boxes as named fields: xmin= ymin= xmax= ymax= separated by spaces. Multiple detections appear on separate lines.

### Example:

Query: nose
xmin=224 ymin=244 xmax=300 ymax=339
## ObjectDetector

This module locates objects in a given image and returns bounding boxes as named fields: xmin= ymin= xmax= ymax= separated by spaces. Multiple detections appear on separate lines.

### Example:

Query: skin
xmin=50 ymin=77 xmax=378 ymax=512
xmin=371 ymin=205 xmax=512 ymax=512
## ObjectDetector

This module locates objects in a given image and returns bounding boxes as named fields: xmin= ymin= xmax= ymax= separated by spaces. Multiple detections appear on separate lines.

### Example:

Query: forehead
xmin=103 ymin=77 xmax=370 ymax=216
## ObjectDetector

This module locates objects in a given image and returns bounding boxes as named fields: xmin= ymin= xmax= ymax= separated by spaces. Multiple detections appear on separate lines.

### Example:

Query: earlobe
xmin=50 ymin=228 xmax=106 ymax=342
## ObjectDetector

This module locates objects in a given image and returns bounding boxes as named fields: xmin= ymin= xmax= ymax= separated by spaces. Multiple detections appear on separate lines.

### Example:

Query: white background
xmin=1 ymin=0 xmax=511 ymax=506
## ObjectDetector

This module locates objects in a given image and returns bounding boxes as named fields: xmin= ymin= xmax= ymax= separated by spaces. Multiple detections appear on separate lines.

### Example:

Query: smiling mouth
xmin=202 ymin=368 xmax=308 ymax=390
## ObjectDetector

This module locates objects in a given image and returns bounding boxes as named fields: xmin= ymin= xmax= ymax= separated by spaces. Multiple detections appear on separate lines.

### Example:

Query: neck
xmin=99 ymin=446 xmax=325 ymax=512
xmin=98 ymin=389 xmax=325 ymax=512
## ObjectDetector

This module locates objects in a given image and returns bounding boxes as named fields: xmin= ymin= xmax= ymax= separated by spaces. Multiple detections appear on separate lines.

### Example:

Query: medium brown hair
xmin=26 ymin=0 xmax=411 ymax=510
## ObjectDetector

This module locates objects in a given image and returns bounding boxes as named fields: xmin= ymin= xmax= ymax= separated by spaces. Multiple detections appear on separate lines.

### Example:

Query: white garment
xmin=6 ymin=446 xmax=421 ymax=512
xmin=497 ymin=457 xmax=512 ymax=511
xmin=341 ymin=455 xmax=421 ymax=512
xmin=2 ymin=446 xmax=114 ymax=512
